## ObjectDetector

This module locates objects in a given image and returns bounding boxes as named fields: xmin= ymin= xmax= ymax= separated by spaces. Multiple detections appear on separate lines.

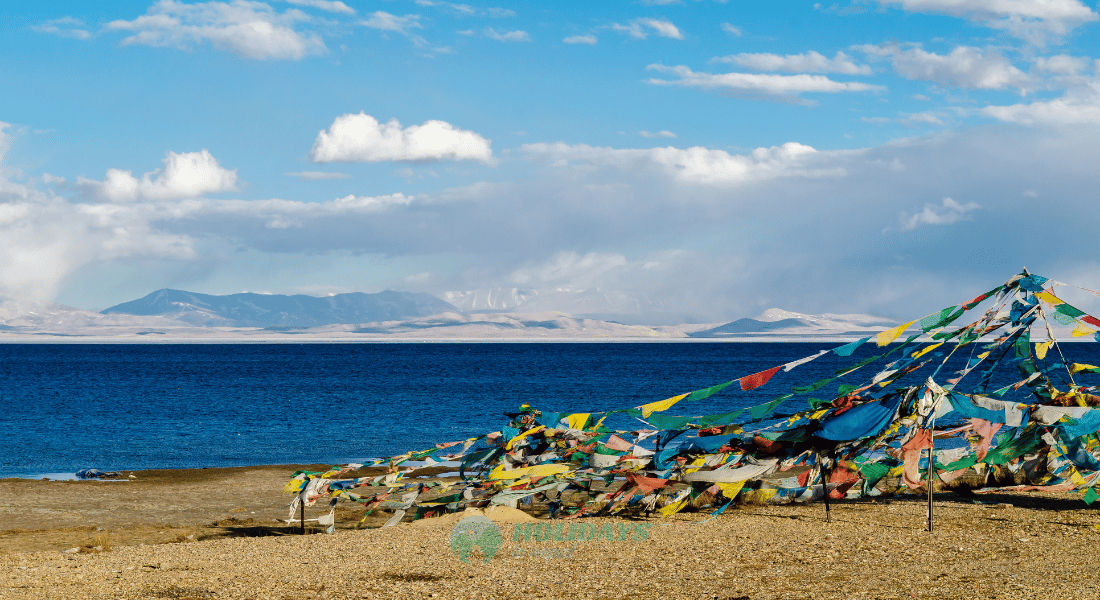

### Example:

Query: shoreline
xmin=2 ymin=465 xmax=1098 ymax=598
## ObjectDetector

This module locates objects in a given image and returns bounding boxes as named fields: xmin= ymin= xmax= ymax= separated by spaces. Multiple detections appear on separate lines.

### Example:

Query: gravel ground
xmin=4 ymin=492 xmax=1100 ymax=600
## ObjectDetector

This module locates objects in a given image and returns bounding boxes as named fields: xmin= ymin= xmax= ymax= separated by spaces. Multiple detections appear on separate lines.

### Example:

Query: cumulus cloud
xmin=414 ymin=1 xmax=514 ymax=18
xmin=284 ymin=0 xmax=354 ymax=14
xmin=361 ymin=11 xmax=422 ymax=34
xmin=720 ymin=23 xmax=742 ymax=36
xmin=857 ymin=43 xmax=1033 ymax=91
xmin=31 ymin=17 xmax=92 ymax=40
xmin=520 ymin=140 xmax=845 ymax=185
xmin=483 ymin=27 xmax=530 ymax=42
xmin=163 ymin=192 xmax=415 ymax=229
xmin=563 ymin=34 xmax=597 ymax=45
xmin=713 ymin=51 xmax=872 ymax=75
xmin=106 ymin=0 xmax=327 ymax=60
xmin=284 ymin=170 xmax=351 ymax=180
xmin=309 ymin=113 xmax=494 ymax=164
xmin=77 ymin=150 xmax=238 ymax=202
xmin=0 ymin=135 xmax=196 ymax=305
xmin=645 ymin=64 xmax=885 ymax=104
xmin=609 ymin=18 xmax=683 ymax=40
xmin=9 ymin=115 xmax=1100 ymax=322
xmin=876 ymin=0 xmax=1098 ymax=44
xmin=982 ymin=78 xmax=1100 ymax=124
xmin=891 ymin=197 xmax=981 ymax=231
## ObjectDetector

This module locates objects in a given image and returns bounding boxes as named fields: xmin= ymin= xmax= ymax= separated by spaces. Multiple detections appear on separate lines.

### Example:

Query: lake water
xmin=2 ymin=342 xmax=1095 ymax=478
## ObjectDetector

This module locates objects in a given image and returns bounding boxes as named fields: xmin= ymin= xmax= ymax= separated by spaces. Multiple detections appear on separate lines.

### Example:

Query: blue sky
xmin=3 ymin=0 xmax=1100 ymax=321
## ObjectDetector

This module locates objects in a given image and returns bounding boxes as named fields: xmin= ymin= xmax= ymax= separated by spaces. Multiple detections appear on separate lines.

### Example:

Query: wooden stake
xmin=926 ymin=446 xmax=934 ymax=533
xmin=300 ymin=491 xmax=306 ymax=535
xmin=818 ymin=454 xmax=830 ymax=523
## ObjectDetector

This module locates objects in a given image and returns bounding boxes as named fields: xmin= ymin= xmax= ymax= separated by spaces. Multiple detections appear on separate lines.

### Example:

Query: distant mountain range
xmin=0 ymin=288 xmax=911 ymax=341
xmin=101 ymin=289 xmax=458 ymax=328
xmin=689 ymin=308 xmax=897 ymax=338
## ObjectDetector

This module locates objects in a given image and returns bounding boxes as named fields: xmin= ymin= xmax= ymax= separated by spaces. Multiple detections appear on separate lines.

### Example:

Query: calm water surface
xmin=1 ymin=342 xmax=1096 ymax=477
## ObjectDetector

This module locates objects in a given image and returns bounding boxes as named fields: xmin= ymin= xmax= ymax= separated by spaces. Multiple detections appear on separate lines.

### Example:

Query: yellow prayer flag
xmin=1035 ymin=341 xmax=1054 ymax=360
xmin=487 ymin=463 xmax=570 ymax=481
xmin=716 ymin=480 xmax=747 ymax=500
xmin=1070 ymin=363 xmax=1100 ymax=375
xmin=565 ymin=413 xmax=590 ymax=430
xmin=876 ymin=320 xmax=916 ymax=347
xmin=504 ymin=425 xmax=545 ymax=450
xmin=912 ymin=342 xmax=944 ymax=359
xmin=1072 ymin=323 xmax=1094 ymax=337
xmin=657 ymin=495 xmax=692 ymax=518
xmin=1034 ymin=291 xmax=1064 ymax=306
xmin=639 ymin=393 xmax=689 ymax=418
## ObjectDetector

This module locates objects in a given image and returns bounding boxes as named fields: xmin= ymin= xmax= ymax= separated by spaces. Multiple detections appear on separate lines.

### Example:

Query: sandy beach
xmin=2 ymin=465 xmax=1099 ymax=599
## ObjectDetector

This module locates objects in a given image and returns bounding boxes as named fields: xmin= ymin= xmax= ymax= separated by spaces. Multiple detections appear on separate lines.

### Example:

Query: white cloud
xmin=483 ymin=27 xmax=530 ymax=42
xmin=520 ymin=140 xmax=845 ymax=185
xmin=713 ymin=51 xmax=872 ymax=75
xmin=858 ymin=43 xmax=1034 ymax=91
xmin=284 ymin=0 xmax=354 ymax=15
xmin=508 ymin=252 xmax=628 ymax=287
xmin=361 ymin=11 xmax=422 ymax=35
xmin=284 ymin=171 xmax=351 ymax=180
xmin=720 ymin=23 xmax=742 ymax=36
xmin=981 ymin=79 xmax=1100 ymax=124
xmin=0 ymin=122 xmax=11 ymax=167
xmin=904 ymin=112 xmax=944 ymax=125
xmin=0 ymin=136 xmax=196 ymax=305
xmin=77 ymin=150 xmax=238 ymax=202
xmin=862 ymin=111 xmax=945 ymax=126
xmin=106 ymin=0 xmax=327 ymax=60
xmin=892 ymin=196 xmax=981 ymax=231
xmin=31 ymin=16 xmax=92 ymax=40
xmin=645 ymin=64 xmax=885 ymax=104
xmin=609 ymin=18 xmax=684 ymax=40
xmin=563 ymin=34 xmax=597 ymax=45
xmin=877 ymin=0 xmax=1098 ymax=43
xmin=414 ymin=1 xmax=514 ymax=17
xmin=1032 ymin=54 xmax=1092 ymax=75
xmin=309 ymin=113 xmax=494 ymax=164
xmin=639 ymin=130 xmax=677 ymax=138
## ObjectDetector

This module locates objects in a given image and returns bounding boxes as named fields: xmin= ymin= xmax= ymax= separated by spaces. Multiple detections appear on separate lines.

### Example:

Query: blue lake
xmin=1 ymin=342 xmax=1096 ymax=478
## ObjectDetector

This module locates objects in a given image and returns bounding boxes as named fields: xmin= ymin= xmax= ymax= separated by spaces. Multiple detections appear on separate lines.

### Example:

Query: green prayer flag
xmin=1085 ymin=487 xmax=1100 ymax=505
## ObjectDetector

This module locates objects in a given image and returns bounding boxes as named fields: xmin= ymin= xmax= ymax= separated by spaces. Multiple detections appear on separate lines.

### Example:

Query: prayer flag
xmin=1034 ymin=291 xmax=1063 ymax=305
xmin=739 ymin=366 xmax=782 ymax=391
xmin=833 ymin=337 xmax=869 ymax=357
xmin=1035 ymin=340 xmax=1054 ymax=360
xmin=638 ymin=393 xmax=688 ymax=418
xmin=876 ymin=320 xmax=916 ymax=347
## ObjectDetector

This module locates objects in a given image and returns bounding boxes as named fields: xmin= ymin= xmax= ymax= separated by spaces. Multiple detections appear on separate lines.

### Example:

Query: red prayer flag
xmin=962 ymin=292 xmax=989 ymax=310
xmin=739 ymin=365 xmax=782 ymax=391
xmin=1083 ymin=315 xmax=1100 ymax=328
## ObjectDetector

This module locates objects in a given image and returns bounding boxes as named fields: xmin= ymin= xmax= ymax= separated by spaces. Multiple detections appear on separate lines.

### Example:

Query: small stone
xmin=62 ymin=548 xmax=79 ymax=554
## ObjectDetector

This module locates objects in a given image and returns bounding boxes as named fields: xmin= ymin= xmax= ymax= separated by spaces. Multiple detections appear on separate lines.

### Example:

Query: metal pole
xmin=818 ymin=454 xmax=830 ymax=523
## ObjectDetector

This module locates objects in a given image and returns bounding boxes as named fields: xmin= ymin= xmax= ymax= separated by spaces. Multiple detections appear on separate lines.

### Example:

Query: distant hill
xmin=689 ymin=308 xmax=897 ymax=339
xmin=101 ymin=289 xmax=458 ymax=327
